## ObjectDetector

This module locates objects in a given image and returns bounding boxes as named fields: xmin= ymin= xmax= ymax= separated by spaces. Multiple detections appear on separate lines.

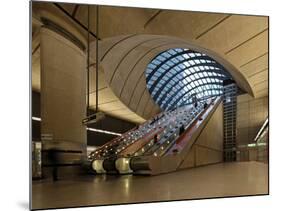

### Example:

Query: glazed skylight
xmin=145 ymin=48 xmax=232 ymax=110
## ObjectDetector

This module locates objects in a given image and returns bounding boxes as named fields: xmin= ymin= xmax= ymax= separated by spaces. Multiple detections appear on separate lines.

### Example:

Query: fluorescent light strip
xmin=32 ymin=116 xmax=122 ymax=137
xmin=254 ymin=117 xmax=268 ymax=142
xmin=32 ymin=117 xmax=41 ymax=121
xmin=87 ymin=127 xmax=122 ymax=136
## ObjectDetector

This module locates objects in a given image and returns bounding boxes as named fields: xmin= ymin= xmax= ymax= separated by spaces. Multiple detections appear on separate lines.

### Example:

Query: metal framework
xmin=223 ymin=81 xmax=237 ymax=162
xmin=151 ymin=66 xmax=227 ymax=101
xmin=156 ymin=75 xmax=225 ymax=106
xmin=145 ymin=48 xmax=232 ymax=110
xmin=166 ymin=86 xmax=223 ymax=110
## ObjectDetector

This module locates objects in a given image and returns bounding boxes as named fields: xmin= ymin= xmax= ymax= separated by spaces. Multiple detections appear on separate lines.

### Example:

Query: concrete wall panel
xmin=40 ymin=27 xmax=86 ymax=149
xmin=180 ymin=102 xmax=224 ymax=169
xmin=237 ymin=94 xmax=268 ymax=145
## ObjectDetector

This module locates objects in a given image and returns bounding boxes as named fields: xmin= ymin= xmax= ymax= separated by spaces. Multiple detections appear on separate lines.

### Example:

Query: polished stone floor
xmin=32 ymin=161 xmax=268 ymax=210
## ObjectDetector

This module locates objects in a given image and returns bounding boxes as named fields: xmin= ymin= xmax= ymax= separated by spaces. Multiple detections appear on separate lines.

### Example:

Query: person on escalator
xmin=179 ymin=124 xmax=185 ymax=136
xmin=150 ymin=117 xmax=156 ymax=125
xmin=153 ymin=134 xmax=158 ymax=144
xmin=204 ymin=101 xmax=208 ymax=109
xmin=154 ymin=115 xmax=160 ymax=123
xmin=192 ymin=94 xmax=198 ymax=108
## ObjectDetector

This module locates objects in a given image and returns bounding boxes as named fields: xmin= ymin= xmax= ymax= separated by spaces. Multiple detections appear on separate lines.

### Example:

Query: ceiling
xmin=32 ymin=2 xmax=268 ymax=123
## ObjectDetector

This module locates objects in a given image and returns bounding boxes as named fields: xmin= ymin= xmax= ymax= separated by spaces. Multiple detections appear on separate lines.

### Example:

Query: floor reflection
xmin=32 ymin=162 xmax=268 ymax=210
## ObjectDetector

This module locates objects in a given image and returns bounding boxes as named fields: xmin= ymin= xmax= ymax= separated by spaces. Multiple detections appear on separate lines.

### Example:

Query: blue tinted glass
xmin=146 ymin=48 xmax=231 ymax=110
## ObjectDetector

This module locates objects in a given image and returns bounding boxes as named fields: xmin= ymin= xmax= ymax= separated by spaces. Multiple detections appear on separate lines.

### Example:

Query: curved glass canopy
xmin=145 ymin=48 xmax=232 ymax=111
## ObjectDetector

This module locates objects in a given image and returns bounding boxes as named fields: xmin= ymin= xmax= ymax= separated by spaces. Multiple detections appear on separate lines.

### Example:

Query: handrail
xmin=254 ymin=117 xmax=268 ymax=142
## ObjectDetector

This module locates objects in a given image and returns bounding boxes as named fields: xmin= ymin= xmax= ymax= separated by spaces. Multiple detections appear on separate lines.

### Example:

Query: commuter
xmin=153 ymin=134 xmax=158 ymax=144
xmin=155 ymin=115 xmax=161 ymax=123
xmin=48 ymin=148 xmax=59 ymax=181
xmin=179 ymin=124 xmax=185 ymax=135
xmin=150 ymin=117 xmax=156 ymax=125
xmin=204 ymin=101 xmax=208 ymax=109
xmin=192 ymin=94 xmax=198 ymax=108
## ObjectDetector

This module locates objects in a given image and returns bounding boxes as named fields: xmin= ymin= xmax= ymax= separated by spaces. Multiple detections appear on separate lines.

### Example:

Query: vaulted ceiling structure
xmin=32 ymin=2 xmax=268 ymax=124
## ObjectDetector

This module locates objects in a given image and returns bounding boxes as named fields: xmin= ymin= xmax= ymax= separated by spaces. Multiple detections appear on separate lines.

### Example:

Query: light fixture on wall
xmin=32 ymin=116 xmax=121 ymax=136
xmin=254 ymin=117 xmax=269 ymax=142
xmin=32 ymin=117 xmax=41 ymax=121
xmin=86 ymin=127 xmax=121 ymax=136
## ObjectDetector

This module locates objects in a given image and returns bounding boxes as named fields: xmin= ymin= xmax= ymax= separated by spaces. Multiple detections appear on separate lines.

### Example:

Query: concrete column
xmin=40 ymin=25 xmax=87 ymax=177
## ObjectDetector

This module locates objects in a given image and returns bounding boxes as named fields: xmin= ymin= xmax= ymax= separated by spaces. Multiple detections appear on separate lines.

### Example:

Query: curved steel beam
xmin=124 ymin=41 xmax=190 ymax=107
xmin=148 ymin=57 xmax=230 ymax=94
xmin=151 ymin=67 xmax=227 ymax=101
xmin=166 ymin=83 xmax=222 ymax=109
xmin=155 ymin=75 xmax=226 ymax=106
xmin=146 ymin=49 xmax=196 ymax=81
xmin=164 ymin=82 xmax=223 ymax=109
xmin=166 ymin=85 xmax=223 ymax=109
xmin=178 ymin=90 xmax=222 ymax=107
xmin=148 ymin=55 xmax=214 ymax=91
xmin=120 ymin=40 xmax=189 ymax=104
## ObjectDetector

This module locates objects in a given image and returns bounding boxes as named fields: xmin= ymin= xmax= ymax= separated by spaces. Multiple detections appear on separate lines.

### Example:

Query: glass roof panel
xmin=145 ymin=48 xmax=232 ymax=110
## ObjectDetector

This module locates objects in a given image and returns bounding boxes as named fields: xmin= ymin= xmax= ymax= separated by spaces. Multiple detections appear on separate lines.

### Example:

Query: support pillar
xmin=40 ymin=23 xmax=87 ymax=178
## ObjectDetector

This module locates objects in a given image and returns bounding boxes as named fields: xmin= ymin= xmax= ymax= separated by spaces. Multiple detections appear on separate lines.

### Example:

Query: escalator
xmin=88 ymin=97 xmax=222 ymax=175
xmin=89 ymin=111 xmax=169 ymax=173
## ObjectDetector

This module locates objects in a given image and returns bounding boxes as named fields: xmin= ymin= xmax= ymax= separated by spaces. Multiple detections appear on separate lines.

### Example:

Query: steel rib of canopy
xmin=145 ymin=48 xmax=232 ymax=111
